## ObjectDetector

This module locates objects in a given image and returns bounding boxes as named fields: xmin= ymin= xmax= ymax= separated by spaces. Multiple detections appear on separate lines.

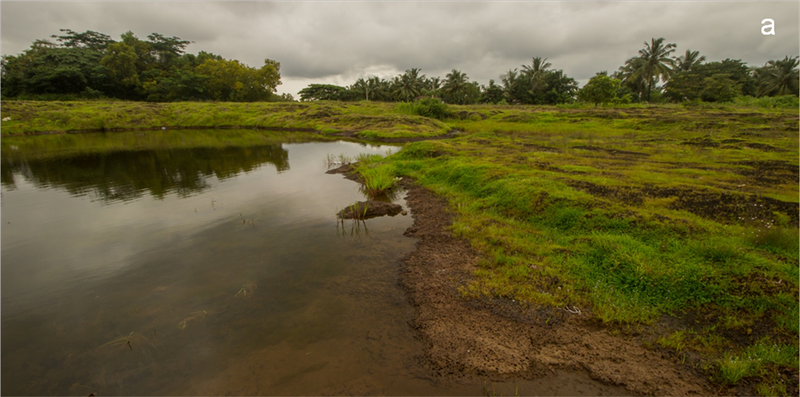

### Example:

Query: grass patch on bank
xmin=0 ymin=128 xmax=323 ymax=162
xmin=385 ymin=104 xmax=798 ymax=393
xmin=351 ymin=153 xmax=400 ymax=199
xmin=0 ymin=100 xmax=451 ymax=139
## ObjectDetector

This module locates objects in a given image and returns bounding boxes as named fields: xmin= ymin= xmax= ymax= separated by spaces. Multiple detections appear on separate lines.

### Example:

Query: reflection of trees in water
xmin=1 ymin=144 xmax=289 ymax=203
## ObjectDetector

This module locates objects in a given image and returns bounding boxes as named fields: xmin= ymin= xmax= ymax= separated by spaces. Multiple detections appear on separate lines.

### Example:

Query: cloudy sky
xmin=2 ymin=1 xmax=798 ymax=97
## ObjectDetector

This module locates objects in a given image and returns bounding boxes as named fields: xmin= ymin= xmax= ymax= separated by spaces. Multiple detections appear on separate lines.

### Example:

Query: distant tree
xmin=673 ymin=49 xmax=706 ymax=72
xmin=1 ymin=44 xmax=104 ymax=96
xmin=699 ymin=74 xmax=740 ymax=102
xmin=371 ymin=78 xmax=396 ymax=101
xmin=277 ymin=93 xmax=295 ymax=102
xmin=298 ymin=84 xmax=348 ymax=101
xmin=195 ymin=58 xmax=281 ymax=101
xmin=480 ymin=79 xmax=505 ymax=104
xmin=637 ymin=38 xmax=676 ymax=102
xmin=352 ymin=78 xmax=369 ymax=101
xmin=395 ymin=68 xmax=426 ymax=101
xmin=259 ymin=58 xmax=282 ymax=94
xmin=754 ymin=56 xmax=799 ymax=97
xmin=521 ymin=57 xmax=552 ymax=98
xmin=352 ymin=77 xmax=382 ymax=101
xmin=51 ymin=29 xmax=114 ymax=50
xmin=542 ymin=70 xmax=578 ymax=104
xmin=146 ymin=33 xmax=192 ymax=66
xmin=664 ymin=59 xmax=756 ymax=102
xmin=2 ymin=29 xmax=281 ymax=102
xmin=501 ymin=69 xmax=526 ymax=103
xmin=578 ymin=74 xmax=621 ymax=105
xmin=499 ymin=60 xmax=577 ymax=105
xmin=100 ymin=42 xmax=140 ymax=99
xmin=617 ymin=56 xmax=649 ymax=101
xmin=420 ymin=76 xmax=441 ymax=98
xmin=441 ymin=69 xmax=471 ymax=104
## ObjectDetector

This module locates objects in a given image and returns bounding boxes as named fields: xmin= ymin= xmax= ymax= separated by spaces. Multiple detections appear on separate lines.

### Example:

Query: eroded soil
xmin=399 ymin=178 xmax=715 ymax=395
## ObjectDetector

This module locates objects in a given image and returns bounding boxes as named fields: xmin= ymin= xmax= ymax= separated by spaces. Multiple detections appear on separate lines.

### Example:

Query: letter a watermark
xmin=761 ymin=18 xmax=775 ymax=35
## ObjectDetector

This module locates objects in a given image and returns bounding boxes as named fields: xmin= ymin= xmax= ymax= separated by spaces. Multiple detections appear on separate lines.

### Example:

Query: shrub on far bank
xmin=395 ymin=97 xmax=450 ymax=120
xmin=680 ymin=95 xmax=799 ymax=109
xmin=733 ymin=95 xmax=799 ymax=109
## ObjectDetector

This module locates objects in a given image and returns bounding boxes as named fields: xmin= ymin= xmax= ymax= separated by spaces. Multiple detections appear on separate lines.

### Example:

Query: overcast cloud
xmin=2 ymin=1 xmax=798 ymax=97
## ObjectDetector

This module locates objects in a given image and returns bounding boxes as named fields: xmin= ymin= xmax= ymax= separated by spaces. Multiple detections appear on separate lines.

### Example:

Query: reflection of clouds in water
xmin=2 ymin=139 xmax=419 ymax=396
xmin=1 ymin=140 xmax=397 ymax=317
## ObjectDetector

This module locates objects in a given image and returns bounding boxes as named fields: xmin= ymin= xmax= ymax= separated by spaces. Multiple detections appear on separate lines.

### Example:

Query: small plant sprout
xmin=178 ymin=310 xmax=208 ymax=330
xmin=102 ymin=332 xmax=135 ymax=351
xmin=337 ymin=154 xmax=354 ymax=166
xmin=234 ymin=283 xmax=256 ymax=298
xmin=100 ymin=331 xmax=156 ymax=351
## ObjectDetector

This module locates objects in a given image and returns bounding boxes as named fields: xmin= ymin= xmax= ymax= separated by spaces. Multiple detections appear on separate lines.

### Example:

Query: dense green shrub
xmin=396 ymin=97 xmax=450 ymax=120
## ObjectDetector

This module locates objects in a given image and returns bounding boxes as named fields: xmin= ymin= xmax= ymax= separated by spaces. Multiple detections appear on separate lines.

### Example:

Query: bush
xmin=611 ymin=94 xmax=632 ymax=105
xmin=733 ymin=95 xmax=799 ymax=109
xmin=396 ymin=97 xmax=450 ymax=120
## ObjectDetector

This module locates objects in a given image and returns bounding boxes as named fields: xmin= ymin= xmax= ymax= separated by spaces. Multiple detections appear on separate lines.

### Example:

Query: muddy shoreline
xmin=396 ymin=177 xmax=716 ymax=396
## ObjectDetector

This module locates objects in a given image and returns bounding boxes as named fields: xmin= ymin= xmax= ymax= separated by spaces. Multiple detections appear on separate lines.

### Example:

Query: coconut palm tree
xmin=618 ymin=56 xmax=649 ymax=101
xmin=427 ymin=76 xmax=441 ymax=91
xmin=422 ymin=76 xmax=441 ymax=98
xmin=395 ymin=68 xmax=426 ymax=101
xmin=755 ymin=56 xmax=799 ymax=97
xmin=352 ymin=78 xmax=370 ymax=101
xmin=441 ymin=69 xmax=470 ymax=104
xmin=500 ymin=69 xmax=522 ymax=103
xmin=637 ymin=37 xmax=677 ymax=102
xmin=501 ymin=69 xmax=518 ymax=91
xmin=673 ymin=49 xmax=706 ymax=72
xmin=521 ymin=56 xmax=552 ymax=95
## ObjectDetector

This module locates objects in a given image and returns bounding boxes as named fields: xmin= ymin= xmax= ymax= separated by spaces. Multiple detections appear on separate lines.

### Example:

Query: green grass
xmin=353 ymin=154 xmax=399 ymax=198
xmin=718 ymin=338 xmax=799 ymax=384
xmin=657 ymin=330 xmax=688 ymax=352
xmin=0 ymin=128 xmax=322 ymax=162
xmin=383 ymin=103 xmax=798 ymax=392
xmin=0 ymin=100 xmax=451 ymax=139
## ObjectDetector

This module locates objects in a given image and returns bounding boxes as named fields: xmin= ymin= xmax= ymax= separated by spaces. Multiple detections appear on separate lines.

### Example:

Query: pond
xmin=1 ymin=130 xmax=625 ymax=396
xmin=2 ymin=130 xmax=432 ymax=395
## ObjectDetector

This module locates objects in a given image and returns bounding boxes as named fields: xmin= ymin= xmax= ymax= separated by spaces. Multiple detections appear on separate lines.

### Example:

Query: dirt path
xmin=398 ymin=178 xmax=715 ymax=396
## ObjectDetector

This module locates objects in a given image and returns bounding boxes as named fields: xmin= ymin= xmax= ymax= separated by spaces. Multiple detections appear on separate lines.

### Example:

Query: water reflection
xmin=1 ymin=134 xmax=433 ymax=395
xmin=1 ymin=145 xmax=289 ymax=203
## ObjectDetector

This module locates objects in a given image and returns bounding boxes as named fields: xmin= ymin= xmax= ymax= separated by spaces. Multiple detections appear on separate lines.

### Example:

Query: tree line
xmin=2 ymin=32 xmax=797 ymax=105
xmin=301 ymin=38 xmax=798 ymax=105
xmin=299 ymin=58 xmax=579 ymax=105
xmin=1 ymin=29 xmax=287 ymax=102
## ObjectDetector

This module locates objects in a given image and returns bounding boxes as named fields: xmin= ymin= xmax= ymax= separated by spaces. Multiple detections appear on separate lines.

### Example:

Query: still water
xmin=1 ymin=133 xmax=446 ymax=395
